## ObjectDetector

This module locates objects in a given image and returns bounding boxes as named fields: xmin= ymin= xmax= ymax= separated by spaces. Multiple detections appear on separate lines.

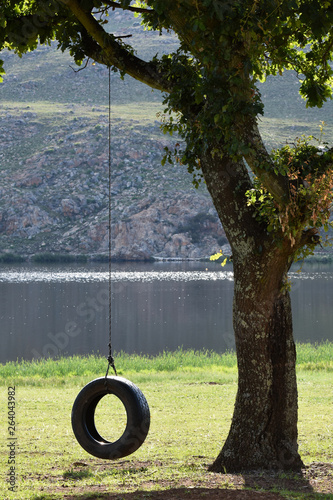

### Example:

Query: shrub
xmin=31 ymin=253 xmax=87 ymax=263
xmin=0 ymin=253 xmax=26 ymax=263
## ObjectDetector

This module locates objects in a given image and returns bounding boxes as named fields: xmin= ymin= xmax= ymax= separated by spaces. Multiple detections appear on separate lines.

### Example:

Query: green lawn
xmin=0 ymin=345 xmax=332 ymax=499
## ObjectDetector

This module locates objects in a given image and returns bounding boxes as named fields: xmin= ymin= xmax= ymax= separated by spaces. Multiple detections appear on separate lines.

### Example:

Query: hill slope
xmin=0 ymin=11 xmax=332 ymax=260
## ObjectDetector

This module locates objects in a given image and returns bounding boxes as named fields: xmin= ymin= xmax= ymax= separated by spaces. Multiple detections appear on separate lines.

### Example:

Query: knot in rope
xmin=105 ymin=349 xmax=117 ymax=379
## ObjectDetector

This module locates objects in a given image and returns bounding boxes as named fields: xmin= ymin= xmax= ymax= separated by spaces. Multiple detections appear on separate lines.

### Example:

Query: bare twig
xmin=104 ymin=1 xmax=155 ymax=14
xmin=69 ymin=58 xmax=90 ymax=72
xmin=114 ymin=34 xmax=132 ymax=39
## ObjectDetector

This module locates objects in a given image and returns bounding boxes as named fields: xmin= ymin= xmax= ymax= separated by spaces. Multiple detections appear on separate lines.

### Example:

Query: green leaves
xmin=300 ymin=80 xmax=333 ymax=108
xmin=210 ymin=250 xmax=228 ymax=266
xmin=0 ymin=0 xmax=332 ymax=212
xmin=247 ymin=135 xmax=333 ymax=252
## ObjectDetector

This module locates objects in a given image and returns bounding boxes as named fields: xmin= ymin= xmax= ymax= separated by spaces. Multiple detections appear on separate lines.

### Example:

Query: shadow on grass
xmin=63 ymin=468 xmax=94 ymax=480
xmin=32 ymin=488 xmax=333 ymax=500
xmin=31 ymin=462 xmax=333 ymax=500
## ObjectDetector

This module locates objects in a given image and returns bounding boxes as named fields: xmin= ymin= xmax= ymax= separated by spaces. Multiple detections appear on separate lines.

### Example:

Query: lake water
xmin=1 ymin=261 xmax=332 ymax=363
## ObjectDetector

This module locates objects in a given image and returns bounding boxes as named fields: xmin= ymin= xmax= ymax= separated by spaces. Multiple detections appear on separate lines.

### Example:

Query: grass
xmin=0 ymin=345 xmax=332 ymax=499
xmin=1 ymin=362 xmax=236 ymax=498
xmin=0 ymin=343 xmax=332 ymax=387
xmin=0 ymin=348 xmax=238 ymax=387
xmin=296 ymin=342 xmax=333 ymax=371
xmin=258 ymin=116 xmax=333 ymax=151
xmin=298 ymin=371 xmax=333 ymax=464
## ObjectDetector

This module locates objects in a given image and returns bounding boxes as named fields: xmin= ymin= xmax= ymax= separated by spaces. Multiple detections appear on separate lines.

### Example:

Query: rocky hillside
xmin=0 ymin=10 xmax=332 ymax=261
xmin=0 ymin=101 xmax=227 ymax=260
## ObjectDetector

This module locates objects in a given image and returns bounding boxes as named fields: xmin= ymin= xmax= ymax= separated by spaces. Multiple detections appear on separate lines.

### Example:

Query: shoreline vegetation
xmin=1 ymin=343 xmax=332 ymax=386
xmin=0 ymin=251 xmax=333 ymax=264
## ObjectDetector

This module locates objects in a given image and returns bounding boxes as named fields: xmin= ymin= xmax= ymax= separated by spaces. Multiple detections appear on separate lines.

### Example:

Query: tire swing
xmin=71 ymin=376 xmax=150 ymax=460
xmin=71 ymin=68 xmax=150 ymax=460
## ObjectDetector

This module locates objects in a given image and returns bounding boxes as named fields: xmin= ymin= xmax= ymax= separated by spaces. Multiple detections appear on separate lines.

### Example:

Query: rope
xmin=105 ymin=66 xmax=117 ymax=379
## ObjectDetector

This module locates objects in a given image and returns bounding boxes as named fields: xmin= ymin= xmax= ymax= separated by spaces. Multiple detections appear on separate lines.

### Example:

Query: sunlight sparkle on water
xmin=0 ymin=269 xmax=235 ymax=283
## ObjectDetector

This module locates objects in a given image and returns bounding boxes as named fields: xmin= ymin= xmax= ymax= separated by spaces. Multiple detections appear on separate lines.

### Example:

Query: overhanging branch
xmin=59 ymin=0 xmax=172 ymax=92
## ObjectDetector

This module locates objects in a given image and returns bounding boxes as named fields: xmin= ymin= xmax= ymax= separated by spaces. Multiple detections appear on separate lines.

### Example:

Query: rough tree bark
xmin=210 ymin=256 xmax=303 ymax=471
xmin=201 ymin=145 xmax=304 ymax=471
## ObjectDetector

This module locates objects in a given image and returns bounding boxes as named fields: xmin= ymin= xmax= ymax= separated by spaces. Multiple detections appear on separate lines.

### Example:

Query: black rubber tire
xmin=71 ymin=376 xmax=150 ymax=459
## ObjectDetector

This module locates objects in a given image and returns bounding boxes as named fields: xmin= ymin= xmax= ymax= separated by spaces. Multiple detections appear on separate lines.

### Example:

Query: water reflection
xmin=0 ymin=267 xmax=234 ymax=283
xmin=0 ymin=262 xmax=332 ymax=362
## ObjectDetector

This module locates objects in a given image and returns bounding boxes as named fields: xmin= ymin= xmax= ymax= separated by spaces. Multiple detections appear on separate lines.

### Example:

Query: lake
xmin=0 ymin=261 xmax=332 ymax=363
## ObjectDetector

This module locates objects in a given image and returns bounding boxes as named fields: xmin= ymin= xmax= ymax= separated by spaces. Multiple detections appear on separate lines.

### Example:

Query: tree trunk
xmin=209 ymin=251 xmax=304 ymax=472
xmin=200 ymin=145 xmax=304 ymax=472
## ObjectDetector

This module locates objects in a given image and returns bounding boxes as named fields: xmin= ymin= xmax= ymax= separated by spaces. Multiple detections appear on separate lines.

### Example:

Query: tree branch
xmin=201 ymin=145 xmax=270 ymax=251
xmin=104 ymin=1 xmax=155 ymax=14
xmin=244 ymin=119 xmax=290 ymax=205
xmin=299 ymin=227 xmax=320 ymax=248
xmin=59 ymin=0 xmax=172 ymax=92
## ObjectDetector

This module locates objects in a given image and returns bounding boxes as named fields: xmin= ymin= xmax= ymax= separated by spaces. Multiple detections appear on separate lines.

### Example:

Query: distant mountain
xmin=0 ymin=11 xmax=332 ymax=261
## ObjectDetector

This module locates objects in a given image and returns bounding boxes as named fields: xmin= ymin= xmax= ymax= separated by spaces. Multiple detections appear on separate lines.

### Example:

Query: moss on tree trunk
xmin=209 ymin=254 xmax=304 ymax=471
xmin=201 ymin=147 xmax=304 ymax=471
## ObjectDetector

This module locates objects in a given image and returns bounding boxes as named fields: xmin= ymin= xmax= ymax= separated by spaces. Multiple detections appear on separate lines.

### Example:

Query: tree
xmin=1 ymin=0 xmax=333 ymax=472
